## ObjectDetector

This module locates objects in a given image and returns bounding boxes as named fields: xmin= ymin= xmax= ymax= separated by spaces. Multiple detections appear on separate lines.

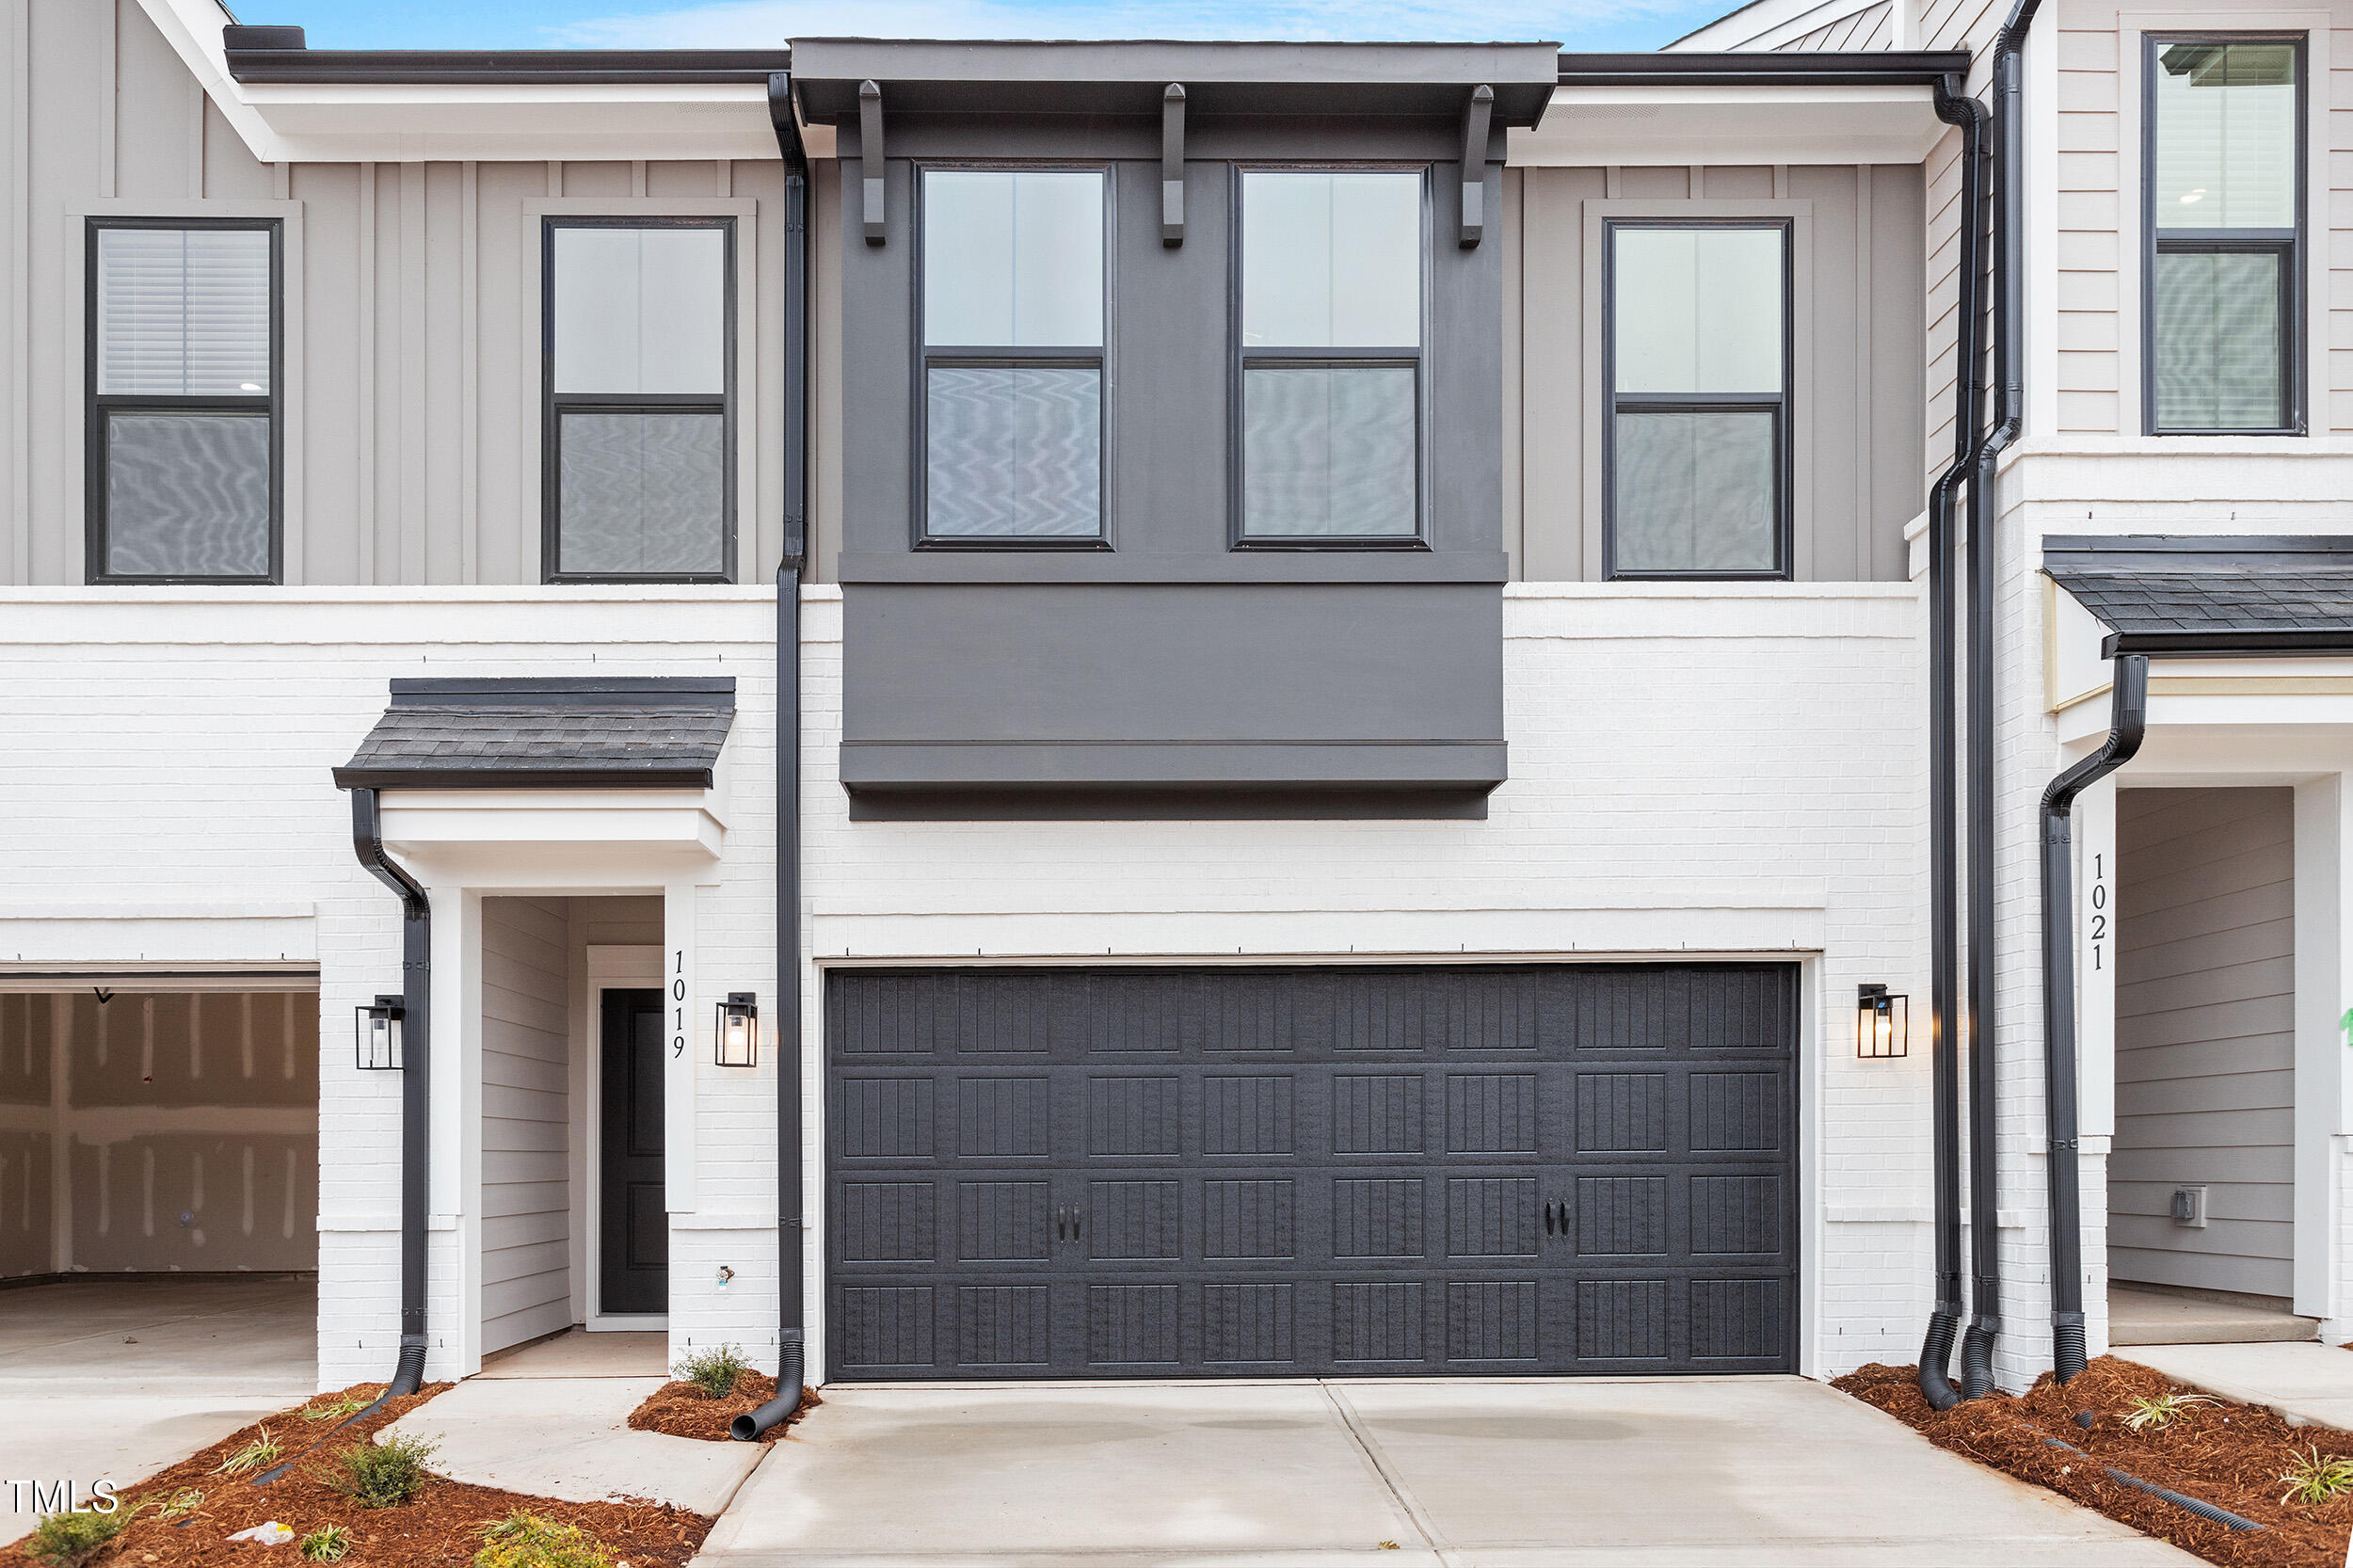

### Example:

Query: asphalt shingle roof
xmin=333 ymin=678 xmax=735 ymax=789
xmin=2042 ymin=536 xmax=2353 ymax=655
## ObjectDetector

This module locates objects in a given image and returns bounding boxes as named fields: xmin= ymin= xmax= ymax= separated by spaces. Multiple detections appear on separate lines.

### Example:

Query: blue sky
xmin=265 ymin=0 xmax=1734 ymax=56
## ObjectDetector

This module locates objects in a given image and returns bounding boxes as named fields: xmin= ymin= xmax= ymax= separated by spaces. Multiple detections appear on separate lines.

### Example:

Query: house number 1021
xmin=2087 ymin=854 xmax=2108 ymax=971
xmin=672 ymin=951 xmax=688 ymax=1057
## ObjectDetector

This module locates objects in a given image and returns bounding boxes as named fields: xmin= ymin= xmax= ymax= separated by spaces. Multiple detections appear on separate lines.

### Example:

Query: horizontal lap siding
xmin=480 ymin=896 xmax=571 ymax=1354
xmin=2112 ymin=788 xmax=2296 ymax=1300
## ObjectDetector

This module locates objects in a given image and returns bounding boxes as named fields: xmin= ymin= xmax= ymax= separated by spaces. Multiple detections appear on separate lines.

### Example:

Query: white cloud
xmin=545 ymin=0 xmax=1694 ymax=48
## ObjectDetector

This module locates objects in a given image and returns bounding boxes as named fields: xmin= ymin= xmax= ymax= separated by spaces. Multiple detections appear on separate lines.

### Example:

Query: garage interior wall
xmin=0 ymin=995 xmax=55 ymax=1276
xmin=2111 ymin=787 xmax=2297 ymax=1299
xmin=0 ymin=991 xmax=320 ymax=1276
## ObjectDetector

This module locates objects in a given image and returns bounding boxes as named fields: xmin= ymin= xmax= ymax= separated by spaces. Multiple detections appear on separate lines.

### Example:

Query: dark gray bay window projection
xmin=2146 ymin=37 xmax=2304 ymax=434
xmin=920 ymin=169 xmax=1106 ymax=544
xmin=88 ymin=220 xmax=280 ymax=583
xmin=545 ymin=219 xmax=734 ymax=581
xmin=1606 ymin=223 xmax=1790 ymax=579
xmin=1238 ymin=169 xmax=1424 ymax=544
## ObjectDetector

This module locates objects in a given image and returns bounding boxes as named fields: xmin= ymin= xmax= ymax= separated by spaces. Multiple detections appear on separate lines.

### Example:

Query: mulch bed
xmin=1837 ymin=1356 xmax=2353 ymax=1567
xmin=6 ymin=1384 xmax=712 ymax=1568
xmin=626 ymin=1376 xmax=818 ymax=1445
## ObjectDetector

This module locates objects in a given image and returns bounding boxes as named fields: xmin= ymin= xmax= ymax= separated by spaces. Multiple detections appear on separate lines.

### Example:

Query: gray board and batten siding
xmin=1 ymin=0 xmax=811 ymax=587
xmin=2111 ymin=787 xmax=2297 ymax=1300
xmin=824 ymin=962 xmax=1799 ymax=1381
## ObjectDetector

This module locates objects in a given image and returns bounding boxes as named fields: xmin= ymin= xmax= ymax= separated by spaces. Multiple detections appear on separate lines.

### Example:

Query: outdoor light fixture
xmin=715 ymin=992 xmax=758 ymax=1067
xmin=356 ymin=995 xmax=405 ymax=1070
xmin=1857 ymin=984 xmax=1908 ymax=1060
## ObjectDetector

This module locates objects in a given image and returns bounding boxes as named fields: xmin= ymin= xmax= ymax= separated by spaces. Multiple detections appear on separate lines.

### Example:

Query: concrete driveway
xmin=696 ymin=1377 xmax=2198 ymax=1567
xmin=0 ymin=1276 xmax=316 ymax=1546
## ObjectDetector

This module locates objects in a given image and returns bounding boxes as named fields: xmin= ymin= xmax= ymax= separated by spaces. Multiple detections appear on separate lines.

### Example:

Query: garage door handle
xmin=1053 ymin=1206 xmax=1067 ymax=1241
xmin=1545 ymin=1200 xmax=1564 ymax=1238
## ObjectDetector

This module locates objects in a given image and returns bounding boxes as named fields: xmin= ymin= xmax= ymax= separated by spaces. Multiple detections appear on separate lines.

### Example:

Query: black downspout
xmin=736 ymin=69 xmax=809 ymax=1443
xmin=2040 ymin=656 xmax=2148 ymax=1386
xmin=1959 ymin=0 xmax=2046 ymax=1401
xmin=350 ymin=787 xmax=431 ymax=1398
xmin=1919 ymin=72 xmax=1987 ymax=1414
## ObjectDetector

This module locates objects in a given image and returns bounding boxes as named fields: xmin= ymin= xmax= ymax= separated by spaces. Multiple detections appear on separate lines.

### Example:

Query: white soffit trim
xmin=0 ymin=902 xmax=318 ymax=979
xmin=382 ymin=789 xmax=726 ymax=863
xmin=134 ymin=0 xmax=784 ymax=164
xmin=1513 ymin=85 xmax=1943 ymax=167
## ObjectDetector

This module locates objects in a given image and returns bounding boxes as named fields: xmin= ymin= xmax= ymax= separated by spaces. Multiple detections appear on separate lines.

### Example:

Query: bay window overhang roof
xmin=2043 ymin=535 xmax=2353 ymax=658
xmin=334 ymin=678 xmax=737 ymax=791
xmin=788 ymin=39 xmax=1561 ymax=126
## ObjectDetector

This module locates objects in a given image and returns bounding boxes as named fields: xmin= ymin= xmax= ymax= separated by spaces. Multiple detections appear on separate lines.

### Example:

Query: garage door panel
xmin=826 ymin=964 xmax=1796 ymax=1381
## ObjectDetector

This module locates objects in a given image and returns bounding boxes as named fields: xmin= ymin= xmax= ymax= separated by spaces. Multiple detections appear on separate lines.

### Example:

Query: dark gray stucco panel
xmin=841 ymin=583 xmax=1505 ymax=791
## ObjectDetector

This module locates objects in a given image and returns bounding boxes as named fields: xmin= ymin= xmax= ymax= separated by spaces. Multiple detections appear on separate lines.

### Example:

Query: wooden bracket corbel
xmin=1459 ymin=85 xmax=1494 ymax=248
xmin=858 ymin=79 xmax=887 ymax=246
xmin=1160 ymin=84 xmax=1187 ymax=247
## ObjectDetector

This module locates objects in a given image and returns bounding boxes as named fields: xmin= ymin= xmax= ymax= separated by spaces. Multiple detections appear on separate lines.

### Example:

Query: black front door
xmin=600 ymin=987 xmax=668 ymax=1316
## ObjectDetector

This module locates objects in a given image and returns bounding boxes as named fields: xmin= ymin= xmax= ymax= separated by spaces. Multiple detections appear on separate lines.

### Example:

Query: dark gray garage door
xmin=825 ymin=963 xmax=1797 ymax=1380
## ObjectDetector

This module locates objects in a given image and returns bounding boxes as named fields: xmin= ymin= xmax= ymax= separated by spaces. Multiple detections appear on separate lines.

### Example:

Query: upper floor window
xmin=88 ymin=219 xmax=279 ymax=583
xmin=1605 ymin=222 xmax=1789 ymax=579
xmin=2145 ymin=37 xmax=2304 ymax=434
xmin=1237 ymin=169 xmax=1422 ymax=545
xmin=920 ymin=168 xmax=1106 ymax=544
xmin=545 ymin=218 xmax=733 ymax=581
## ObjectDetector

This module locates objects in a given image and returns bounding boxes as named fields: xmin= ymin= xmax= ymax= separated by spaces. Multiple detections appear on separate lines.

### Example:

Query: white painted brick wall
xmin=3 ymin=578 xmax=1934 ymax=1386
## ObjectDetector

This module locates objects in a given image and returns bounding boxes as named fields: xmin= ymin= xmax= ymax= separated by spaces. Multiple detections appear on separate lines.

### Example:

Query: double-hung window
xmin=88 ymin=219 xmax=279 ymax=583
xmin=545 ymin=218 xmax=734 ymax=581
xmin=1237 ymin=169 xmax=1423 ymax=544
xmin=919 ymin=168 xmax=1106 ymax=544
xmin=1605 ymin=222 xmax=1789 ymax=579
xmin=2145 ymin=37 xmax=2304 ymax=434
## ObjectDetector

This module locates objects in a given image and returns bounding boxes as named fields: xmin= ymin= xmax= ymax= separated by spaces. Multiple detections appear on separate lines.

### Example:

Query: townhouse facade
xmin=0 ymin=0 xmax=2338 ymax=1404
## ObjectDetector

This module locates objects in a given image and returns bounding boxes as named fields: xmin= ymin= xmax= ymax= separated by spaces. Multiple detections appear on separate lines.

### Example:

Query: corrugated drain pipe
xmin=1919 ymin=72 xmax=1988 ymax=1414
xmin=2039 ymin=656 xmax=2147 ymax=1385
xmin=735 ymin=68 xmax=811 ymax=1444
xmin=349 ymin=787 xmax=431 ymax=1399
xmin=1958 ymin=0 xmax=2049 ymax=1401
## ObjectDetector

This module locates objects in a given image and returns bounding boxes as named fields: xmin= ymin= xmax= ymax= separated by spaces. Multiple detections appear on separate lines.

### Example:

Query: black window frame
xmin=541 ymin=215 xmax=739 ymax=584
xmin=910 ymin=161 xmax=1114 ymax=552
xmin=2141 ymin=32 xmax=2307 ymax=437
xmin=1228 ymin=162 xmax=1432 ymax=552
xmin=85 ymin=216 xmax=283 ymax=586
xmin=1601 ymin=216 xmax=1794 ymax=583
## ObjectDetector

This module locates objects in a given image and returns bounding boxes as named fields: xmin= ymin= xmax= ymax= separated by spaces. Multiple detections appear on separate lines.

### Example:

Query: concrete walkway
xmin=695 ymin=1377 xmax=2198 ymax=1567
xmin=2127 ymin=1342 xmax=2353 ymax=1431
xmin=0 ymin=1276 xmax=317 ymax=1548
xmin=387 ymin=1371 xmax=762 ymax=1517
xmin=2109 ymin=1286 xmax=2318 ymax=1346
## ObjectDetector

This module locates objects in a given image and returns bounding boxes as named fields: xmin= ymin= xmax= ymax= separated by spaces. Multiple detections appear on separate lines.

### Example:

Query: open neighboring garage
xmin=824 ymin=962 xmax=1799 ymax=1381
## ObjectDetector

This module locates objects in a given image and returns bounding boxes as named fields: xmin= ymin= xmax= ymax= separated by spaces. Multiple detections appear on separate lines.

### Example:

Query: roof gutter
xmin=1556 ymin=49 xmax=1971 ymax=86
xmin=219 ymin=27 xmax=787 ymax=85
xmin=734 ymin=71 xmax=812 ymax=1443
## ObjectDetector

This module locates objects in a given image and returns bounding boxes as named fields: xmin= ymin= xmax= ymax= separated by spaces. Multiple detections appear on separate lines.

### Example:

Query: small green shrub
xmin=153 ymin=1488 xmax=204 ymax=1521
xmin=214 ymin=1425 xmax=283 ymax=1476
xmin=474 ymin=1512 xmax=614 ymax=1568
xmin=673 ymin=1343 xmax=748 ymax=1400
xmin=23 ymin=1503 xmax=139 ymax=1568
xmin=2280 ymin=1447 xmax=2353 ymax=1506
xmin=2119 ymin=1392 xmax=2217 ymax=1432
xmin=316 ymin=1431 xmax=439 ymax=1509
xmin=299 ymin=1523 xmax=354 ymax=1562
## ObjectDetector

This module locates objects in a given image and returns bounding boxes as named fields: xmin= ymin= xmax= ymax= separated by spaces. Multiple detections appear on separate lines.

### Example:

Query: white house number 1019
xmin=2087 ymin=854 xmax=2109 ymax=971
xmin=672 ymin=951 xmax=687 ymax=1057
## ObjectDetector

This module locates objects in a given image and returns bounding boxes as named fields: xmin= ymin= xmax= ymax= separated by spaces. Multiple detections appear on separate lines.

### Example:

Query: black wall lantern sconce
xmin=357 ymin=995 xmax=405 ymax=1071
xmin=715 ymin=992 xmax=759 ymax=1067
xmin=1857 ymin=984 xmax=1908 ymax=1060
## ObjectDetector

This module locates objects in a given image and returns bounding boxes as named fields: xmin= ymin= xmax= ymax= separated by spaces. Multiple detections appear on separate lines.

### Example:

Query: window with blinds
xmin=544 ymin=219 xmax=735 ymax=581
xmin=2145 ymin=36 xmax=2304 ymax=434
xmin=87 ymin=221 xmax=278 ymax=582
xmin=1604 ymin=222 xmax=1790 ymax=579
